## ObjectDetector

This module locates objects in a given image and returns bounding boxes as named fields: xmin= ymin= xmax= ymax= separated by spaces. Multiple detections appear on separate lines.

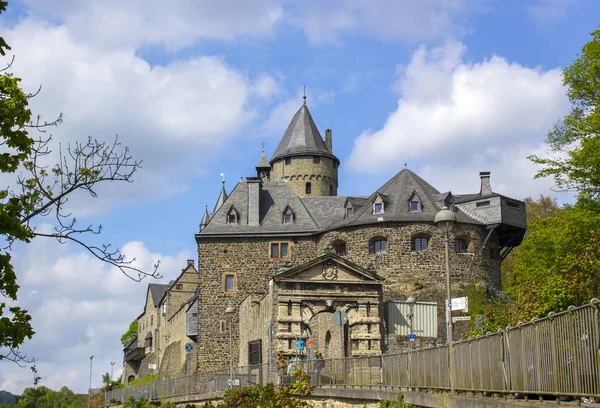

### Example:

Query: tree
xmin=528 ymin=28 xmax=600 ymax=205
xmin=0 ymin=1 xmax=159 ymax=363
xmin=121 ymin=319 xmax=138 ymax=347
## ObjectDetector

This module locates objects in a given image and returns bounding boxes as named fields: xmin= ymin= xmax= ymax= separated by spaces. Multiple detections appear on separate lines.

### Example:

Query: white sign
xmin=450 ymin=297 xmax=468 ymax=312
xmin=148 ymin=363 xmax=157 ymax=370
xmin=452 ymin=316 xmax=471 ymax=322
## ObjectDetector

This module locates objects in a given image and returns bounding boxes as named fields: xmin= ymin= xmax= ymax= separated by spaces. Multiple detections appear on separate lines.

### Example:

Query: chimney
xmin=247 ymin=177 xmax=261 ymax=226
xmin=479 ymin=172 xmax=492 ymax=195
xmin=325 ymin=128 xmax=333 ymax=153
xmin=187 ymin=259 xmax=194 ymax=267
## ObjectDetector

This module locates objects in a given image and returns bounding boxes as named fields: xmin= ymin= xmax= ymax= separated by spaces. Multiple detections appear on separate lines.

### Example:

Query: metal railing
xmin=106 ymin=299 xmax=600 ymax=404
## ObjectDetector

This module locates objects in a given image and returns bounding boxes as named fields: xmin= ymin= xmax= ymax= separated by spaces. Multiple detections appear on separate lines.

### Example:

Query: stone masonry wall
xmin=197 ymin=221 xmax=500 ymax=372
xmin=270 ymin=156 xmax=338 ymax=196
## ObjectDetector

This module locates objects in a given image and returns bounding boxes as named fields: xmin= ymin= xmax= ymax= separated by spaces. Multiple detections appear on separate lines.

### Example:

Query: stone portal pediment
xmin=273 ymin=253 xmax=383 ymax=283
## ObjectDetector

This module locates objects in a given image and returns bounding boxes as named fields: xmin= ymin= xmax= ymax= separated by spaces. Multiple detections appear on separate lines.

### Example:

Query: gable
xmin=273 ymin=253 xmax=383 ymax=283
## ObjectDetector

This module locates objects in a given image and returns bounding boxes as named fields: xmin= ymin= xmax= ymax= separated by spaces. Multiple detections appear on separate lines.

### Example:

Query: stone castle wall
xmin=196 ymin=221 xmax=500 ymax=373
xmin=270 ymin=156 xmax=338 ymax=196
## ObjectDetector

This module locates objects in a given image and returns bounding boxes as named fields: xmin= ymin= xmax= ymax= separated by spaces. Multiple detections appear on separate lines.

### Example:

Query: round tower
xmin=269 ymin=103 xmax=340 ymax=196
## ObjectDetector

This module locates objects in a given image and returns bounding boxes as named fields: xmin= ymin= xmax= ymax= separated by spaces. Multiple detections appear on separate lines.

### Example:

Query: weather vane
xmin=303 ymin=85 xmax=306 ymax=105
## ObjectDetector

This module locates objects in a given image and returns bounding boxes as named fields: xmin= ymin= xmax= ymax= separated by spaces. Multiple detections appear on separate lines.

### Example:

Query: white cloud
xmin=527 ymin=0 xmax=576 ymax=25
xmin=288 ymin=0 xmax=475 ymax=44
xmin=347 ymin=41 xmax=570 ymax=199
xmin=20 ymin=0 xmax=284 ymax=49
xmin=0 ymin=229 xmax=190 ymax=394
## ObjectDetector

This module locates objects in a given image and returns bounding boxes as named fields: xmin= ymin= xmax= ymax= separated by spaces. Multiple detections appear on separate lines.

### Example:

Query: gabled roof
xmin=270 ymin=104 xmax=338 ymax=163
xmin=273 ymin=253 xmax=383 ymax=283
xmin=149 ymin=283 xmax=170 ymax=307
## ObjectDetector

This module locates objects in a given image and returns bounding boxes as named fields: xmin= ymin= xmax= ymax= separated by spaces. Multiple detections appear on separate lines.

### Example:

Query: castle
xmin=122 ymin=101 xmax=527 ymax=381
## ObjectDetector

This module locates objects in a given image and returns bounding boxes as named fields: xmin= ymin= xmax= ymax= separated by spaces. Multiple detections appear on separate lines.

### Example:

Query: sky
xmin=0 ymin=0 xmax=598 ymax=395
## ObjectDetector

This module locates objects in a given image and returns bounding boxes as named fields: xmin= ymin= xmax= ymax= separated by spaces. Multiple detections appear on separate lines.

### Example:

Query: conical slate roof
xmin=270 ymin=104 xmax=337 ymax=163
xmin=256 ymin=148 xmax=271 ymax=169
xmin=199 ymin=206 xmax=210 ymax=231
xmin=213 ymin=183 xmax=228 ymax=213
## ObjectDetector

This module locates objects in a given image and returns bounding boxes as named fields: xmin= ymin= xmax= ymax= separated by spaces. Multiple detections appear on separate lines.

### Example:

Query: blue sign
xmin=296 ymin=339 xmax=305 ymax=345
xmin=185 ymin=343 xmax=194 ymax=353
xmin=407 ymin=333 xmax=417 ymax=340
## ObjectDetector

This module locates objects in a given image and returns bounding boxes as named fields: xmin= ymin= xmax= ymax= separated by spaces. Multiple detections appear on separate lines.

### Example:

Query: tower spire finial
xmin=261 ymin=141 xmax=266 ymax=153
xmin=220 ymin=172 xmax=226 ymax=188
xmin=303 ymin=85 xmax=306 ymax=105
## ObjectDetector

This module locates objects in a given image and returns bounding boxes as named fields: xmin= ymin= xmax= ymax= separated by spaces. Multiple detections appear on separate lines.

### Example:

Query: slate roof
xmin=213 ymin=183 xmax=228 ymax=213
xmin=198 ymin=169 xmax=492 ymax=238
xmin=149 ymin=283 xmax=170 ymax=307
xmin=270 ymin=104 xmax=338 ymax=163
xmin=256 ymin=148 xmax=271 ymax=169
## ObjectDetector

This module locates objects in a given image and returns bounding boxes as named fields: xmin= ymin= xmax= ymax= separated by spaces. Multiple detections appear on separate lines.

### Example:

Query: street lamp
xmin=110 ymin=361 xmax=115 ymax=381
xmin=225 ymin=306 xmax=236 ymax=388
xmin=434 ymin=206 xmax=456 ymax=393
xmin=88 ymin=355 xmax=94 ymax=408
xmin=406 ymin=296 xmax=416 ymax=349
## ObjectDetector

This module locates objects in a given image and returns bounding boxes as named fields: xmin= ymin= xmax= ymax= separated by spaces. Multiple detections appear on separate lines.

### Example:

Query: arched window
xmin=227 ymin=207 xmax=238 ymax=224
xmin=306 ymin=182 xmax=312 ymax=194
xmin=128 ymin=375 xmax=135 ymax=383
xmin=369 ymin=237 xmax=387 ymax=254
xmin=412 ymin=236 xmax=429 ymax=251
xmin=455 ymin=238 xmax=468 ymax=253
xmin=331 ymin=240 xmax=347 ymax=256
xmin=283 ymin=207 xmax=294 ymax=224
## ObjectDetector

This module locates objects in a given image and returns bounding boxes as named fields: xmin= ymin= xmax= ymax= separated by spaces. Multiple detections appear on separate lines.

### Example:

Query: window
xmin=370 ymin=238 xmax=387 ymax=254
xmin=220 ymin=320 xmax=226 ymax=333
xmin=412 ymin=236 xmax=429 ymax=251
xmin=228 ymin=213 xmax=236 ymax=224
xmin=287 ymin=300 xmax=292 ymax=316
xmin=346 ymin=207 xmax=353 ymax=217
xmin=444 ymin=198 xmax=453 ymax=210
xmin=373 ymin=195 xmax=384 ymax=214
xmin=285 ymin=157 xmax=292 ymax=165
xmin=455 ymin=238 xmax=468 ymax=253
xmin=374 ymin=203 xmax=383 ymax=214
xmin=332 ymin=241 xmax=347 ymax=256
xmin=192 ymin=313 xmax=198 ymax=317
xmin=506 ymin=200 xmax=520 ymax=208
xmin=162 ymin=304 xmax=166 ymax=315
xmin=150 ymin=315 xmax=153 ymax=326
xmin=410 ymin=201 xmax=420 ymax=212
xmin=313 ymin=156 xmax=320 ymax=164
xmin=477 ymin=201 xmax=490 ymax=207
xmin=248 ymin=340 xmax=262 ymax=365
xmin=145 ymin=334 xmax=152 ymax=348
xmin=175 ymin=283 xmax=183 ymax=290
xmin=225 ymin=274 xmax=235 ymax=292
xmin=306 ymin=182 xmax=312 ymax=194
xmin=270 ymin=242 xmax=290 ymax=258
xmin=283 ymin=211 xmax=293 ymax=224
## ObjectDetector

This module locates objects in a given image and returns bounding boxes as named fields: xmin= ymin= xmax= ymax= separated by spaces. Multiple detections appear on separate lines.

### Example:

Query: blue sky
xmin=0 ymin=0 xmax=598 ymax=395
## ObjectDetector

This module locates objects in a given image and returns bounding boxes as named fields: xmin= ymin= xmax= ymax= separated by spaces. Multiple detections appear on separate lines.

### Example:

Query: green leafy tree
xmin=121 ymin=319 xmax=138 ymax=347
xmin=528 ymin=28 xmax=600 ymax=205
xmin=0 ymin=0 xmax=158 ymax=363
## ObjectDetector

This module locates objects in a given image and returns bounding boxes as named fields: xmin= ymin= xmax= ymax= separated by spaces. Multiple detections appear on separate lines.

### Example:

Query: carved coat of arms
xmin=322 ymin=262 xmax=338 ymax=280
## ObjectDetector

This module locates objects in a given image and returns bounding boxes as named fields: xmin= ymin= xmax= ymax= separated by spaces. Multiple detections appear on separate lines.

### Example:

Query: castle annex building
xmin=123 ymin=101 xmax=526 ymax=380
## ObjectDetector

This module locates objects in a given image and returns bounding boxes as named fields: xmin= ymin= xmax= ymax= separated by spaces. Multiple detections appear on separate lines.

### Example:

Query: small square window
xmin=225 ymin=275 xmax=235 ymax=292
xmin=313 ymin=156 xmax=320 ymax=164
xmin=455 ymin=238 xmax=468 ymax=253
xmin=374 ymin=203 xmax=383 ymax=214
xmin=175 ymin=283 xmax=183 ymax=290
xmin=270 ymin=242 xmax=290 ymax=258
xmin=228 ymin=214 xmax=236 ymax=224
xmin=285 ymin=157 xmax=292 ymax=165
xmin=410 ymin=201 xmax=420 ymax=212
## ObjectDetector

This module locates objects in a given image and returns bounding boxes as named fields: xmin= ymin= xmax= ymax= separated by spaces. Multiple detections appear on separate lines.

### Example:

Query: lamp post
xmin=88 ymin=355 xmax=94 ymax=408
xmin=406 ymin=296 xmax=416 ymax=349
xmin=435 ymin=206 xmax=457 ymax=393
xmin=225 ymin=306 xmax=236 ymax=388
xmin=110 ymin=361 xmax=115 ymax=381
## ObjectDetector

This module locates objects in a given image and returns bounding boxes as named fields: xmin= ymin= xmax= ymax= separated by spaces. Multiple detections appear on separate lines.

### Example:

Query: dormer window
xmin=408 ymin=192 xmax=422 ymax=212
xmin=283 ymin=207 xmax=294 ymax=224
xmin=444 ymin=194 xmax=454 ymax=210
xmin=373 ymin=195 xmax=384 ymax=214
xmin=226 ymin=207 xmax=238 ymax=224
xmin=346 ymin=206 xmax=353 ymax=217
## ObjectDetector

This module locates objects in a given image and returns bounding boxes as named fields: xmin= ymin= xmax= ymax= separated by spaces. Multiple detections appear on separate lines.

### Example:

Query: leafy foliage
xmin=529 ymin=28 xmax=600 ymax=202
xmin=14 ymin=385 xmax=87 ymax=408
xmin=0 ymin=1 xmax=158 ymax=363
xmin=201 ymin=367 xmax=314 ymax=408
xmin=121 ymin=319 xmax=139 ymax=347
